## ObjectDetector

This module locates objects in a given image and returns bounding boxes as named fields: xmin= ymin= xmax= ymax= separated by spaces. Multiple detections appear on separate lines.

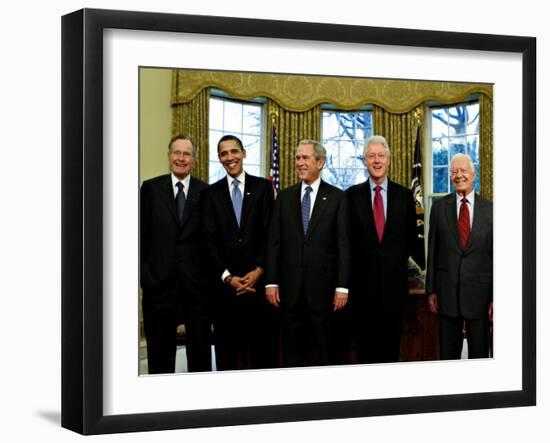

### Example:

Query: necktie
xmin=232 ymin=178 xmax=243 ymax=226
xmin=458 ymin=197 xmax=470 ymax=250
xmin=301 ymin=186 xmax=312 ymax=235
xmin=373 ymin=185 xmax=385 ymax=242
xmin=175 ymin=182 xmax=186 ymax=223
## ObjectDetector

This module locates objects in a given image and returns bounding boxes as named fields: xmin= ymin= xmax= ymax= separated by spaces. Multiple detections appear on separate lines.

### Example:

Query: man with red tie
xmin=426 ymin=153 xmax=493 ymax=359
xmin=347 ymin=135 xmax=422 ymax=364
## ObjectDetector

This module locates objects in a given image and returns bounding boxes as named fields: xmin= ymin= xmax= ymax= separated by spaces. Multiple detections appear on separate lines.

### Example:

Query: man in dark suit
xmin=265 ymin=140 xmax=349 ymax=367
xmin=347 ymin=135 xmax=421 ymax=364
xmin=426 ymin=153 xmax=493 ymax=359
xmin=140 ymin=134 xmax=211 ymax=374
xmin=202 ymin=135 xmax=278 ymax=370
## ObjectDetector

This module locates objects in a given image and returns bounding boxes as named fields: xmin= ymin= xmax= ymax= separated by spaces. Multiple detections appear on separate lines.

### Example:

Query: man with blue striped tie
xmin=203 ymin=135 xmax=279 ymax=370
xmin=265 ymin=140 xmax=350 ymax=367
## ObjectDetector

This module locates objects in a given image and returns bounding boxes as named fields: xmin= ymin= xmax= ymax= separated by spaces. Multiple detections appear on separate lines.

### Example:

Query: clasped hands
xmin=226 ymin=267 xmax=263 ymax=296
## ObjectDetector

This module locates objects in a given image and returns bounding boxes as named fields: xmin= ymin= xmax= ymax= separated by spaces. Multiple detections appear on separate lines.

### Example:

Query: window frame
xmin=208 ymin=90 xmax=267 ymax=183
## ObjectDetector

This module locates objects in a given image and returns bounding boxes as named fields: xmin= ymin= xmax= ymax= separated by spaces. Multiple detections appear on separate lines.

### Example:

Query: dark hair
xmin=168 ymin=134 xmax=196 ymax=157
xmin=217 ymin=135 xmax=244 ymax=152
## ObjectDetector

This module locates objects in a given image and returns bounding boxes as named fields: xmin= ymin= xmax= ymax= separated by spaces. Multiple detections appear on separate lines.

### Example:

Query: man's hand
xmin=226 ymin=275 xmax=256 ymax=296
xmin=333 ymin=291 xmax=348 ymax=311
xmin=265 ymin=286 xmax=280 ymax=307
xmin=237 ymin=267 xmax=264 ymax=295
xmin=428 ymin=293 xmax=438 ymax=314
xmin=488 ymin=302 xmax=493 ymax=322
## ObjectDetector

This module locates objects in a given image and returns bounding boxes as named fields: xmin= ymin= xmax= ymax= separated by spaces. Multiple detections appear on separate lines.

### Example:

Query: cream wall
xmin=140 ymin=67 xmax=173 ymax=183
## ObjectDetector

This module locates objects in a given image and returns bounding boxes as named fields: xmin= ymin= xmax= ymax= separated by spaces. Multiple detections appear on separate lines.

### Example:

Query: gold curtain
xmin=373 ymin=106 xmax=421 ymax=187
xmin=171 ymin=85 xmax=210 ymax=182
xmin=479 ymin=94 xmax=493 ymax=200
xmin=172 ymin=69 xmax=492 ymax=114
xmin=267 ymin=99 xmax=321 ymax=189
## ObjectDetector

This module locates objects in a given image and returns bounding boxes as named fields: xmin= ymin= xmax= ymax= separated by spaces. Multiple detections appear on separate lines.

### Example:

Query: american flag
xmin=269 ymin=126 xmax=281 ymax=195
xmin=410 ymin=125 xmax=425 ymax=269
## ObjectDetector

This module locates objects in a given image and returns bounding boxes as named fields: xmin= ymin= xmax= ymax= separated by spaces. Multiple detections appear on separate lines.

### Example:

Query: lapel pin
xmin=323 ymin=196 xmax=327 ymax=200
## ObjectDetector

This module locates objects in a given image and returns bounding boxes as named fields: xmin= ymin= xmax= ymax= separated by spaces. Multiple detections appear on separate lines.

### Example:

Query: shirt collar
xmin=226 ymin=170 xmax=246 ymax=187
xmin=171 ymin=173 xmax=191 ymax=190
xmin=302 ymin=177 xmax=321 ymax=194
xmin=456 ymin=189 xmax=475 ymax=204
xmin=370 ymin=177 xmax=388 ymax=192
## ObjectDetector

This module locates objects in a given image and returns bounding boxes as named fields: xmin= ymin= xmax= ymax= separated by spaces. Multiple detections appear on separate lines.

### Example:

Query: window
xmin=208 ymin=96 xmax=264 ymax=183
xmin=430 ymin=102 xmax=480 ymax=195
xmin=321 ymin=111 xmax=372 ymax=190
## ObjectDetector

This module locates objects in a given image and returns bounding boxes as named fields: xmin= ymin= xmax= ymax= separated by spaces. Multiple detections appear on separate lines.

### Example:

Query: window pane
xmin=466 ymin=135 xmax=479 ymax=164
xmin=209 ymin=161 xmax=226 ymax=183
xmin=449 ymin=137 xmax=466 ymax=158
xmin=430 ymin=101 xmax=479 ymax=197
xmin=432 ymin=137 xmax=449 ymax=166
xmin=245 ymin=164 xmax=261 ymax=177
xmin=321 ymin=110 xmax=372 ymax=190
xmin=242 ymin=135 xmax=261 ymax=164
xmin=433 ymin=166 xmax=449 ymax=194
xmin=431 ymin=110 xmax=449 ymax=139
xmin=208 ymin=97 xmax=264 ymax=183
xmin=448 ymin=105 xmax=469 ymax=137
xmin=243 ymin=105 xmax=261 ymax=135
xmin=467 ymin=103 xmax=480 ymax=135
xmin=223 ymin=101 xmax=243 ymax=133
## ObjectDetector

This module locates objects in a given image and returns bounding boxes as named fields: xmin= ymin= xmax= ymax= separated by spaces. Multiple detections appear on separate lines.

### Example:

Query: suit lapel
xmin=382 ymin=180 xmax=398 ymax=244
xmin=160 ymin=175 xmax=179 ymax=225
xmin=444 ymin=193 xmax=462 ymax=249
xmin=290 ymin=183 xmax=305 ymax=238
xmin=464 ymin=193 xmax=484 ymax=252
xmin=179 ymin=176 xmax=199 ymax=228
xmin=306 ymin=180 xmax=330 ymax=238
xmin=217 ymin=178 xmax=240 ymax=232
xmin=240 ymin=173 xmax=255 ymax=230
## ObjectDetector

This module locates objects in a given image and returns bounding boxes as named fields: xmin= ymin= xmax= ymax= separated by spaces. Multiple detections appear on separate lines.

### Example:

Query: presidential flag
xmin=411 ymin=125 xmax=426 ymax=269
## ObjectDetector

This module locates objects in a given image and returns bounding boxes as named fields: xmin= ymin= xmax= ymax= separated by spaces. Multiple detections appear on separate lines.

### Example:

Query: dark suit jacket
xmin=425 ymin=192 xmax=493 ymax=319
xmin=265 ymin=180 xmax=350 ymax=311
xmin=346 ymin=179 xmax=419 ymax=312
xmin=140 ymin=174 xmax=208 ymax=307
xmin=202 ymin=173 xmax=274 ymax=284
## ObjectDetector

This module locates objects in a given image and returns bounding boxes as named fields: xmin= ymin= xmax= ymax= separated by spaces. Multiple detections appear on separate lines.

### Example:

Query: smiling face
xmin=450 ymin=155 xmax=475 ymax=196
xmin=295 ymin=143 xmax=324 ymax=185
xmin=168 ymin=138 xmax=195 ymax=180
xmin=364 ymin=142 xmax=389 ymax=185
xmin=218 ymin=139 xmax=246 ymax=178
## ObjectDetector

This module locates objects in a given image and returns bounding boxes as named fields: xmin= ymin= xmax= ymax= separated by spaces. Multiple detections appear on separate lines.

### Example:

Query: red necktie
xmin=373 ymin=185 xmax=385 ymax=242
xmin=458 ymin=197 xmax=470 ymax=250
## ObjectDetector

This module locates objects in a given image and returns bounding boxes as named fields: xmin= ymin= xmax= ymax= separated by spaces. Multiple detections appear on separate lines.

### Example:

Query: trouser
xmin=439 ymin=314 xmax=491 ymax=360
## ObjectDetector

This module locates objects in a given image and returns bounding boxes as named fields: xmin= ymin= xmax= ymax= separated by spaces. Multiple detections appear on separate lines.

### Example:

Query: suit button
xmin=237 ymin=238 xmax=243 ymax=243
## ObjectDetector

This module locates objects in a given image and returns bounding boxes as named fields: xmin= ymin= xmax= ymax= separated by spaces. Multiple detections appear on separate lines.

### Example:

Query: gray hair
xmin=450 ymin=153 xmax=475 ymax=171
xmin=298 ymin=139 xmax=326 ymax=161
xmin=168 ymin=134 xmax=197 ymax=158
xmin=363 ymin=135 xmax=391 ymax=158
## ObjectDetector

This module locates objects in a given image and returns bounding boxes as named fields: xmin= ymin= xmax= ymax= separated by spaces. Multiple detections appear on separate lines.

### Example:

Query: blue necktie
xmin=232 ymin=178 xmax=243 ymax=226
xmin=301 ymin=186 xmax=312 ymax=234
xmin=175 ymin=182 xmax=186 ymax=223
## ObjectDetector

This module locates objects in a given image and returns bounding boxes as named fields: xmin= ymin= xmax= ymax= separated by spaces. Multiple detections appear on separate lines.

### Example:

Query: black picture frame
xmin=61 ymin=8 xmax=536 ymax=435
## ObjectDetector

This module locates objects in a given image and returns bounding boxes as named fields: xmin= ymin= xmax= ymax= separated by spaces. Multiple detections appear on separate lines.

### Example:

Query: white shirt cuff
xmin=221 ymin=269 xmax=231 ymax=282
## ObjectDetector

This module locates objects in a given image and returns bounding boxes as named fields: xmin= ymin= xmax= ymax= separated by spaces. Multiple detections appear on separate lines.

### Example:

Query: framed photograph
xmin=62 ymin=8 xmax=536 ymax=435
